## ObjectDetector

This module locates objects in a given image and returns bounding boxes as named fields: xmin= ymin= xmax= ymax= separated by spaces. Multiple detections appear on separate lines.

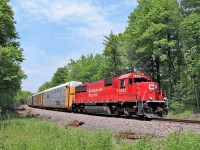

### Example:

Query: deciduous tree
xmin=38 ymin=82 xmax=51 ymax=92
xmin=103 ymin=31 xmax=122 ymax=76
xmin=125 ymin=0 xmax=181 ymax=97
xmin=0 ymin=0 xmax=25 ymax=112
xmin=50 ymin=67 xmax=69 ymax=87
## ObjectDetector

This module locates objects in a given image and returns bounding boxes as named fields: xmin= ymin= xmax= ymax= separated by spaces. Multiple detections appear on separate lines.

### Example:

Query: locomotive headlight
xmin=164 ymin=97 xmax=167 ymax=101
xmin=149 ymin=97 xmax=152 ymax=100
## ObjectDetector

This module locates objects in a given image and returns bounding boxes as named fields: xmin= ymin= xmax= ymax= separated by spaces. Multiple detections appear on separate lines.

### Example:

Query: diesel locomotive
xmin=28 ymin=72 xmax=168 ymax=118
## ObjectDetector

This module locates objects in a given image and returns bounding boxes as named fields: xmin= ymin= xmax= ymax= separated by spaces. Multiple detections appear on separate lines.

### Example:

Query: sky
xmin=10 ymin=0 xmax=138 ymax=93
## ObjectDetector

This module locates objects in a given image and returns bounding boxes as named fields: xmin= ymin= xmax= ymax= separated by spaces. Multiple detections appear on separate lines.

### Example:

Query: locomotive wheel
xmin=115 ymin=111 xmax=123 ymax=117
xmin=77 ymin=108 xmax=81 ymax=113
xmin=124 ymin=108 xmax=132 ymax=118
xmin=138 ymin=115 xmax=145 ymax=120
xmin=115 ymin=112 xmax=121 ymax=117
xmin=161 ymin=110 xmax=168 ymax=117
xmin=127 ymin=113 xmax=132 ymax=118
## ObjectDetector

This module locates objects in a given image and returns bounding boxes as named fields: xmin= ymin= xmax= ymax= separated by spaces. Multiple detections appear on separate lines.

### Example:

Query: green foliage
xmin=67 ymin=54 xmax=104 ymax=82
xmin=103 ymin=31 xmax=122 ymax=76
xmin=181 ymin=0 xmax=200 ymax=13
xmin=169 ymin=101 xmax=186 ymax=115
xmin=126 ymin=0 xmax=181 ymax=87
xmin=37 ymin=54 xmax=106 ymax=92
xmin=0 ymin=0 xmax=18 ymax=45
xmin=179 ymin=1 xmax=200 ymax=112
xmin=50 ymin=67 xmax=69 ymax=87
xmin=121 ymin=0 xmax=199 ymax=112
xmin=59 ymin=54 xmax=105 ymax=83
xmin=180 ymin=13 xmax=200 ymax=77
xmin=38 ymin=81 xmax=51 ymax=92
xmin=0 ymin=0 xmax=25 ymax=111
xmin=14 ymin=91 xmax=32 ymax=106
xmin=0 ymin=46 xmax=26 ymax=109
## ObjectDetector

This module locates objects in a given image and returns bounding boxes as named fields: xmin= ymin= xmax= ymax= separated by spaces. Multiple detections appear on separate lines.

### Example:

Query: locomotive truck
xmin=28 ymin=72 xmax=168 ymax=118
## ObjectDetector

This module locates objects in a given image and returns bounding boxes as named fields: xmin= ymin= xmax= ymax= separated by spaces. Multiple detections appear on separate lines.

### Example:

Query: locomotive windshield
xmin=134 ymin=78 xmax=147 ymax=83
xmin=133 ymin=74 xmax=149 ymax=83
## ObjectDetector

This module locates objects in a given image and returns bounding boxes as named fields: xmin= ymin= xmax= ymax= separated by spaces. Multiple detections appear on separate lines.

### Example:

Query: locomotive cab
xmin=117 ymin=72 xmax=168 ymax=118
xmin=132 ymin=73 xmax=168 ymax=118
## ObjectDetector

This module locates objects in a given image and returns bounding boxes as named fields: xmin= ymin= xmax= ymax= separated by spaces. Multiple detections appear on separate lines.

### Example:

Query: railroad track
xmin=24 ymin=106 xmax=200 ymax=125
xmin=152 ymin=118 xmax=200 ymax=125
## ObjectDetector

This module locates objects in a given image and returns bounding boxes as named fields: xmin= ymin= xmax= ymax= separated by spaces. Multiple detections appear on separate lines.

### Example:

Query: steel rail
xmin=152 ymin=118 xmax=200 ymax=125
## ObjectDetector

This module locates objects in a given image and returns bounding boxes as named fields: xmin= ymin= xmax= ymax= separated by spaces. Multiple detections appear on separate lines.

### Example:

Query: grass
xmin=0 ymin=115 xmax=200 ymax=150
xmin=164 ymin=131 xmax=200 ymax=150
xmin=168 ymin=110 xmax=200 ymax=120
xmin=0 ymin=118 xmax=113 ymax=150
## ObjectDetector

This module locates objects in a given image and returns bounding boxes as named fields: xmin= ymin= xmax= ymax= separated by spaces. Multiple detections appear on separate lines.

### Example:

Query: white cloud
xmin=11 ymin=0 xmax=138 ymax=92
xmin=13 ymin=0 xmax=135 ymax=41
xmin=18 ymin=0 xmax=106 ymax=21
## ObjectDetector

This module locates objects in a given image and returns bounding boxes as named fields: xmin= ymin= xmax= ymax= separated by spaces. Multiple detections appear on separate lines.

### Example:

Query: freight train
xmin=28 ymin=72 xmax=168 ymax=118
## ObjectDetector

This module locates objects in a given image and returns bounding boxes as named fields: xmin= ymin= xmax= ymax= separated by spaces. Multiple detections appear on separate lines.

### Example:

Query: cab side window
xmin=120 ymin=79 xmax=125 ymax=88
xmin=129 ymin=78 xmax=133 ymax=85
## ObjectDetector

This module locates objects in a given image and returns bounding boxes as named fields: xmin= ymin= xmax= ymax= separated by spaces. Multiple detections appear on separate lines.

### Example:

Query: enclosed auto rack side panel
xmin=43 ymin=86 xmax=66 ymax=108
xmin=69 ymin=86 xmax=75 ymax=108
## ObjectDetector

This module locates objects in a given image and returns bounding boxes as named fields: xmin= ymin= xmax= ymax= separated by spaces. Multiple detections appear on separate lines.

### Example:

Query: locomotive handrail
xmin=136 ymin=83 xmax=141 ymax=100
xmin=141 ymin=89 xmax=148 ymax=101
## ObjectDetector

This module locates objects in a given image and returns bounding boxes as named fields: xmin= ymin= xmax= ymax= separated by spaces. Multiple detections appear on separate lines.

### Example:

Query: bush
xmin=169 ymin=101 xmax=186 ymax=115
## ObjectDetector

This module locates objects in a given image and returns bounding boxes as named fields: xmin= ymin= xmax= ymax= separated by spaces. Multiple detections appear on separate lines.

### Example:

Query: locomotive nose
xmin=146 ymin=82 xmax=161 ymax=101
xmin=148 ymin=83 xmax=158 ymax=90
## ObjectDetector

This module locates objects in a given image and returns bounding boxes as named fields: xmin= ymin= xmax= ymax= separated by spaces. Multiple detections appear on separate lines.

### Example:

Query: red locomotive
xmin=28 ymin=72 xmax=168 ymax=118
xmin=73 ymin=72 xmax=168 ymax=118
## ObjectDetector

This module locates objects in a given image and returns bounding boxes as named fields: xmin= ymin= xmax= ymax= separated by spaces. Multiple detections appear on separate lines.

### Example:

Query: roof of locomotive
xmin=76 ymin=72 xmax=152 ymax=87
xmin=118 ymin=73 xmax=132 ymax=79
xmin=32 ymin=81 xmax=82 ymax=96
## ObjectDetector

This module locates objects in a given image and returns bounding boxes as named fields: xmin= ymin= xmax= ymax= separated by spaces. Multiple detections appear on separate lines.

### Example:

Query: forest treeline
xmin=39 ymin=0 xmax=200 ymax=113
xmin=0 ymin=0 xmax=26 ymax=113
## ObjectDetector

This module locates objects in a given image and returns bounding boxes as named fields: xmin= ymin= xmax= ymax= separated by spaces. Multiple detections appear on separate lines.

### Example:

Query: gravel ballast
xmin=25 ymin=106 xmax=200 ymax=137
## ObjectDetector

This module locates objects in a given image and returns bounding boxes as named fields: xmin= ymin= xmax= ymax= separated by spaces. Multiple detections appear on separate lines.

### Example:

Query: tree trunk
xmin=167 ymin=33 xmax=171 ymax=100
xmin=155 ymin=56 xmax=160 ymax=86
xmin=151 ymin=57 xmax=155 ymax=80
xmin=193 ymin=77 xmax=200 ymax=112
xmin=113 ymin=48 xmax=117 ymax=75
